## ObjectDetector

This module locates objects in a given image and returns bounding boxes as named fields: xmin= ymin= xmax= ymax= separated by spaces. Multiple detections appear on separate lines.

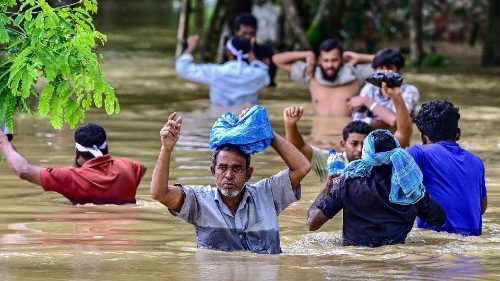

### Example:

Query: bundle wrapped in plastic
xmin=209 ymin=105 xmax=274 ymax=154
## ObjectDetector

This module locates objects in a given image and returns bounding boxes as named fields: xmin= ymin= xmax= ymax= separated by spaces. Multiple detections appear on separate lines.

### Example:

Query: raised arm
xmin=343 ymin=51 xmax=375 ymax=65
xmin=386 ymin=84 xmax=412 ymax=148
xmin=272 ymin=51 xmax=315 ymax=76
xmin=150 ymin=113 xmax=185 ymax=211
xmin=0 ymin=131 xmax=42 ymax=186
xmin=283 ymin=106 xmax=313 ymax=161
xmin=307 ymin=173 xmax=340 ymax=230
xmin=271 ymin=131 xmax=311 ymax=188
xmin=348 ymin=94 xmax=399 ymax=129
xmin=175 ymin=35 xmax=216 ymax=85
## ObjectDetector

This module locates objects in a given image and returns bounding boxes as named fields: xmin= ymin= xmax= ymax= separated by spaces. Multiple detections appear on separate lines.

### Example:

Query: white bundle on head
xmin=75 ymin=141 xmax=107 ymax=158
xmin=226 ymin=38 xmax=249 ymax=73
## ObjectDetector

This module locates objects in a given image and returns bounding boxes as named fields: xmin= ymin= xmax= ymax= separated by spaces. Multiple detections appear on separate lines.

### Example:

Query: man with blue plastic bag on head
xmin=151 ymin=106 xmax=310 ymax=254
xmin=307 ymin=129 xmax=446 ymax=247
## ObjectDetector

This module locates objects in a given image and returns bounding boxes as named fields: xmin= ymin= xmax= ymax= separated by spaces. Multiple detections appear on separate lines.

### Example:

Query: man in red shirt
xmin=0 ymin=123 xmax=146 ymax=204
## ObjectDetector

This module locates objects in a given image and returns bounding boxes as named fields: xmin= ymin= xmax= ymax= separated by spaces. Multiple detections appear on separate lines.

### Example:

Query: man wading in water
xmin=307 ymin=130 xmax=446 ymax=247
xmin=175 ymin=35 xmax=270 ymax=106
xmin=150 ymin=111 xmax=310 ymax=254
xmin=0 ymin=123 xmax=146 ymax=205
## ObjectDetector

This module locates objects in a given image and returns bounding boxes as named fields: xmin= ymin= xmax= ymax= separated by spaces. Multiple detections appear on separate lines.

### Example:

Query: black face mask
xmin=319 ymin=65 xmax=338 ymax=82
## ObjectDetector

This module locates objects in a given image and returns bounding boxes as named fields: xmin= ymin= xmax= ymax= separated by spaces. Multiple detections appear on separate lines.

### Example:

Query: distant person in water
xmin=273 ymin=39 xmax=374 ymax=116
xmin=0 ymin=123 xmax=146 ymax=205
xmin=222 ymin=13 xmax=277 ymax=86
xmin=175 ymin=35 xmax=270 ymax=106
xmin=150 ymin=111 xmax=310 ymax=254
xmin=349 ymin=48 xmax=419 ymax=131
xmin=283 ymin=108 xmax=373 ymax=183
xmin=307 ymin=130 xmax=446 ymax=247
xmin=282 ymin=79 xmax=413 ymax=183
xmin=408 ymin=100 xmax=487 ymax=236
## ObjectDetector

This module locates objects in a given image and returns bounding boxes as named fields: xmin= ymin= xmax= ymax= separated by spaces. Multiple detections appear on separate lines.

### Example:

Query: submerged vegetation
xmin=0 ymin=0 xmax=118 ymax=131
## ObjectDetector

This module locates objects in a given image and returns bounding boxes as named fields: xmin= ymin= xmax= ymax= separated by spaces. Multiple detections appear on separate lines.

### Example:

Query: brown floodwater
xmin=1 ymin=1 xmax=500 ymax=280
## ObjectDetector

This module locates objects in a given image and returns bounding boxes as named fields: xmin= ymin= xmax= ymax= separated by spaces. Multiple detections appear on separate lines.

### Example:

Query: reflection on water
xmin=1 ymin=1 xmax=500 ymax=280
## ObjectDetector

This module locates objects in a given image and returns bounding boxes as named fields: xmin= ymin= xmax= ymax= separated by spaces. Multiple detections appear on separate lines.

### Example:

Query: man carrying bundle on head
xmin=307 ymin=129 xmax=446 ymax=247
xmin=175 ymin=35 xmax=270 ymax=106
xmin=151 ymin=106 xmax=310 ymax=254
xmin=0 ymin=123 xmax=146 ymax=205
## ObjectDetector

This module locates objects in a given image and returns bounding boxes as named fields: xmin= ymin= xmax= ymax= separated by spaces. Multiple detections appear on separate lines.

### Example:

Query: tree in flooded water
xmin=482 ymin=0 xmax=500 ymax=67
xmin=0 ymin=0 xmax=119 ymax=132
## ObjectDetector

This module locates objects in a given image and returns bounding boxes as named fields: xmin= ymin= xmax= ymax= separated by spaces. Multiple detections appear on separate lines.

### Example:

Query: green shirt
xmin=311 ymin=146 xmax=349 ymax=183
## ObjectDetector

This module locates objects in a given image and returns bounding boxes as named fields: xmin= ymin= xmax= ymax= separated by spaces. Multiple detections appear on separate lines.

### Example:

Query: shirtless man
xmin=273 ymin=39 xmax=374 ymax=116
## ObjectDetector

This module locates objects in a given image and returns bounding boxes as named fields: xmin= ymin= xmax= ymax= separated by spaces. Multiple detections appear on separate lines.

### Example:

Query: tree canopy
xmin=0 ymin=0 xmax=119 ymax=132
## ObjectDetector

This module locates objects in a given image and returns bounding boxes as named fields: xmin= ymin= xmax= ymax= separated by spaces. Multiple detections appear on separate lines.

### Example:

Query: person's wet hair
xmin=227 ymin=36 xmax=251 ymax=56
xmin=212 ymin=145 xmax=251 ymax=169
xmin=342 ymin=121 xmax=373 ymax=141
xmin=373 ymin=131 xmax=397 ymax=153
xmin=75 ymin=122 xmax=108 ymax=159
xmin=317 ymin=39 xmax=344 ymax=56
xmin=414 ymin=100 xmax=460 ymax=142
xmin=233 ymin=13 xmax=257 ymax=30
xmin=372 ymin=48 xmax=405 ymax=70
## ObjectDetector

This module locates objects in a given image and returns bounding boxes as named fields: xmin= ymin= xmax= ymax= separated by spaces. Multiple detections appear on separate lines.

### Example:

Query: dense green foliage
xmin=0 ymin=0 xmax=119 ymax=131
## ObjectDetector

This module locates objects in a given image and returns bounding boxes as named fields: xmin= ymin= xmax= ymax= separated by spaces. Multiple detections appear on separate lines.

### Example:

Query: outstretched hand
xmin=161 ymin=112 xmax=183 ymax=150
xmin=381 ymin=81 xmax=402 ymax=99
xmin=324 ymin=173 xmax=341 ymax=192
xmin=185 ymin=35 xmax=199 ymax=54
xmin=0 ymin=130 xmax=8 ymax=146
xmin=238 ymin=108 xmax=250 ymax=120
xmin=283 ymin=106 xmax=304 ymax=125
xmin=347 ymin=96 xmax=368 ymax=110
xmin=342 ymin=51 xmax=360 ymax=64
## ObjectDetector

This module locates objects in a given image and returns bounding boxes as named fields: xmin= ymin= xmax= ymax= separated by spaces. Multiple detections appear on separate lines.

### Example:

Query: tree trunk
xmin=201 ymin=0 xmax=252 ymax=62
xmin=194 ymin=0 xmax=204 ymax=29
xmin=175 ymin=0 xmax=191 ymax=58
xmin=310 ymin=0 xmax=345 ymax=39
xmin=482 ymin=0 xmax=500 ymax=67
xmin=201 ymin=0 xmax=230 ymax=62
xmin=281 ymin=0 xmax=311 ymax=49
xmin=409 ymin=0 xmax=424 ymax=66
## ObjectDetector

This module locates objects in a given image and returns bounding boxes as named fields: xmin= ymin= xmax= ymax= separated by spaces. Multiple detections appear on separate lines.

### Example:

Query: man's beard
xmin=219 ymin=187 xmax=243 ymax=198
xmin=319 ymin=65 xmax=339 ymax=82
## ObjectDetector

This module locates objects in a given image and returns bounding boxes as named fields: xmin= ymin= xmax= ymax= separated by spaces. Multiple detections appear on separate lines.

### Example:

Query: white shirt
xmin=175 ymin=54 xmax=270 ymax=106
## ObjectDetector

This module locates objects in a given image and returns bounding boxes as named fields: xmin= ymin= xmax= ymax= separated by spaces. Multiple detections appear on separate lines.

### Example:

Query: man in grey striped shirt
xmin=150 ymin=112 xmax=310 ymax=254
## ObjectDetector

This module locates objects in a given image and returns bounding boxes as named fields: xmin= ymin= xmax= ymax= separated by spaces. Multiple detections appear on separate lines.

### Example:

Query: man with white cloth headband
xmin=0 ymin=123 xmax=146 ymax=205
xmin=175 ymin=34 xmax=270 ymax=106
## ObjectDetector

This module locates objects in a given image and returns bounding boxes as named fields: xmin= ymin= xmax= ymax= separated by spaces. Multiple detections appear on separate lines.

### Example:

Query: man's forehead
xmin=346 ymin=132 xmax=368 ymax=141
xmin=237 ymin=24 xmax=256 ymax=32
xmin=319 ymin=49 xmax=341 ymax=58
xmin=216 ymin=150 xmax=246 ymax=164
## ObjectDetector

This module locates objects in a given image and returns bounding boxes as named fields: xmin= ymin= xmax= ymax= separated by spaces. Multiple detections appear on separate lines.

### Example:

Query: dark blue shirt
xmin=315 ymin=165 xmax=445 ymax=247
xmin=408 ymin=141 xmax=487 ymax=236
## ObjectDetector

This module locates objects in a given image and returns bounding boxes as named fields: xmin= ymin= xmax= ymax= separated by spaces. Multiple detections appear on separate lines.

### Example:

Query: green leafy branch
xmin=0 ymin=0 xmax=119 ymax=131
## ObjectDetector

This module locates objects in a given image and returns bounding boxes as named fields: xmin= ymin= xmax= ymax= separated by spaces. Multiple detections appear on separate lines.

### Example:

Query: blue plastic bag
xmin=209 ymin=105 xmax=274 ymax=154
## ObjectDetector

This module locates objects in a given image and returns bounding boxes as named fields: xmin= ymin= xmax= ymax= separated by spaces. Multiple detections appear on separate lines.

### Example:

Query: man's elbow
xmin=306 ymin=217 xmax=320 ymax=231
xmin=17 ymin=165 xmax=35 ymax=182
xmin=298 ymin=161 xmax=311 ymax=179
xmin=150 ymin=187 xmax=163 ymax=202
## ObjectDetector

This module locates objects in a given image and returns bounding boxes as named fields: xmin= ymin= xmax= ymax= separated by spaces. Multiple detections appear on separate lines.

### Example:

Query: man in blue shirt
xmin=408 ymin=100 xmax=487 ymax=236
xmin=150 ymin=112 xmax=310 ymax=254
xmin=176 ymin=35 xmax=270 ymax=106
